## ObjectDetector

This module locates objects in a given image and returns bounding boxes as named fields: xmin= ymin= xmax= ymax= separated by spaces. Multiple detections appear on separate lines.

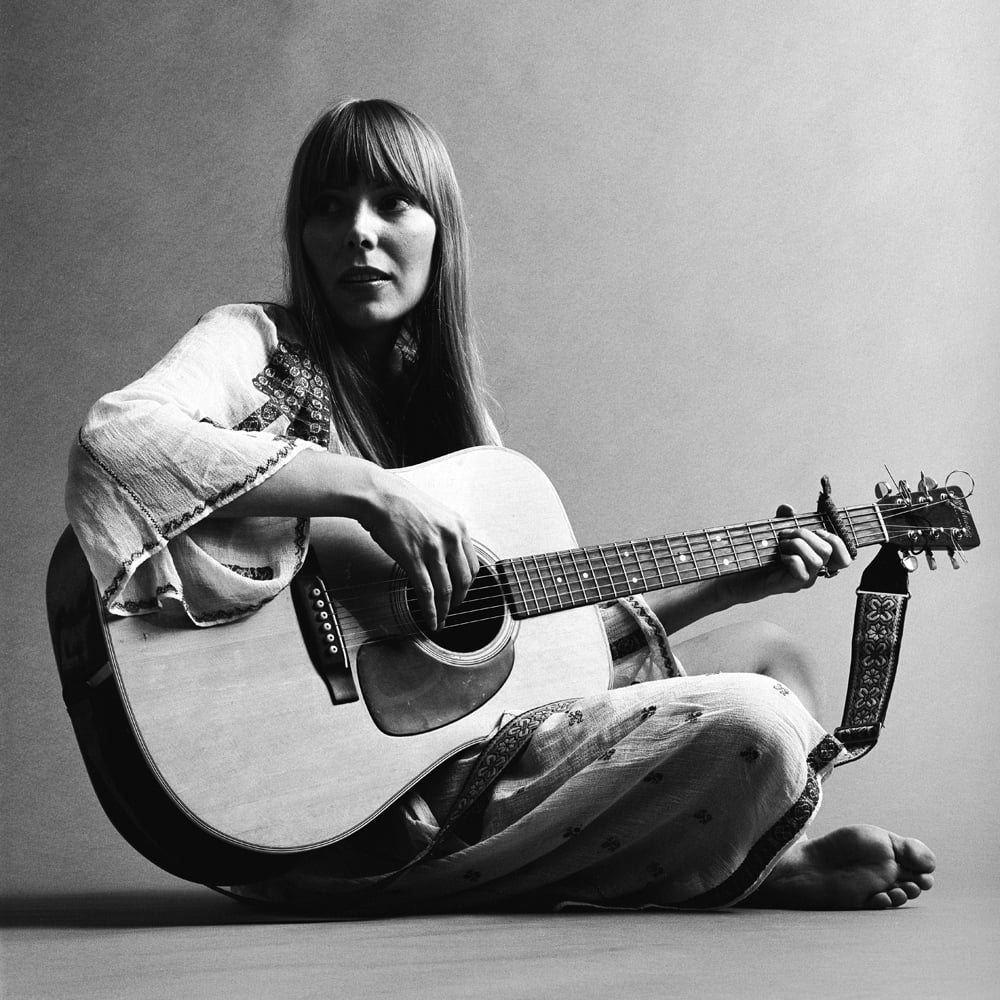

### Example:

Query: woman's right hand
xmin=357 ymin=468 xmax=479 ymax=632
xmin=211 ymin=449 xmax=478 ymax=631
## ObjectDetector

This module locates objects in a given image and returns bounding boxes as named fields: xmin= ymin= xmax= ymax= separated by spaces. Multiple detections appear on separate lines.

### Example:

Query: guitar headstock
xmin=876 ymin=473 xmax=979 ymax=567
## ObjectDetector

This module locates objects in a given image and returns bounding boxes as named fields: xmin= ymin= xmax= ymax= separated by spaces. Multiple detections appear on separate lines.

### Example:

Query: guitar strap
xmin=366 ymin=699 xmax=579 ymax=898
xmin=833 ymin=544 xmax=910 ymax=766
xmin=816 ymin=479 xmax=911 ymax=767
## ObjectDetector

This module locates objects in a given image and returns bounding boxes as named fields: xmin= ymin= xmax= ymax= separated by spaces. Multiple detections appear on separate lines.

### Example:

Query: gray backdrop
xmin=4 ymin=1 xmax=998 ymax=899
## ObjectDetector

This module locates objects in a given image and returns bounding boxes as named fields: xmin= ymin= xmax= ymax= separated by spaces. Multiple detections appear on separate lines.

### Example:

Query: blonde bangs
xmin=301 ymin=101 xmax=439 ymax=211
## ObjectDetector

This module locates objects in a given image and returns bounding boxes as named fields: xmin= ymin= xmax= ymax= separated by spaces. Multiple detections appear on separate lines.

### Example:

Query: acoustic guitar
xmin=47 ymin=446 xmax=978 ymax=884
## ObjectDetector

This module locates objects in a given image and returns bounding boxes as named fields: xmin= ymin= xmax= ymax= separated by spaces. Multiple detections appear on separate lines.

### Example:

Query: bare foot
xmin=745 ymin=825 xmax=936 ymax=909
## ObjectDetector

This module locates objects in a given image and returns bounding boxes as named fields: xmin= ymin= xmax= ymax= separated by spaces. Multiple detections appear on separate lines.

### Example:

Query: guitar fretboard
xmin=498 ymin=505 xmax=885 ymax=619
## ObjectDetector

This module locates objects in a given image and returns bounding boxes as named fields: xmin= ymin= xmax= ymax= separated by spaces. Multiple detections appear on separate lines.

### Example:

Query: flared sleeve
xmin=66 ymin=303 xmax=331 ymax=625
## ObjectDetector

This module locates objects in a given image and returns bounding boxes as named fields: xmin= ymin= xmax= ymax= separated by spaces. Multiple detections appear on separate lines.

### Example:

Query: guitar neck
xmin=498 ymin=504 xmax=887 ymax=619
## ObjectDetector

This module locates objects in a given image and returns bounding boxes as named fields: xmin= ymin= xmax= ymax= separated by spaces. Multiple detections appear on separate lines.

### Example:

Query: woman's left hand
xmin=719 ymin=504 xmax=854 ymax=606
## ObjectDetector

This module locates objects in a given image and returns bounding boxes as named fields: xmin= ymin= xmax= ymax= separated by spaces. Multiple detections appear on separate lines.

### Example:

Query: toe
xmin=886 ymin=887 xmax=909 ymax=907
xmin=898 ymin=881 xmax=922 ymax=900
xmin=867 ymin=891 xmax=893 ymax=910
xmin=891 ymin=832 xmax=936 ymax=874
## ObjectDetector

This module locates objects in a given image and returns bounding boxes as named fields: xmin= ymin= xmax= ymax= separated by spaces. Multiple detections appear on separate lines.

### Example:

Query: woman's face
xmin=302 ymin=179 xmax=437 ymax=349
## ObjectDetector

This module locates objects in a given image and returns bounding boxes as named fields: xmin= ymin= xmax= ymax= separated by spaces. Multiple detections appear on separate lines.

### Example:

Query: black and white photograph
xmin=3 ymin=2 xmax=998 ymax=997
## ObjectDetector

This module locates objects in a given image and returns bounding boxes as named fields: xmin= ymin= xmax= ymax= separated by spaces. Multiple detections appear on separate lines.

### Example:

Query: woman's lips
xmin=339 ymin=266 xmax=391 ymax=283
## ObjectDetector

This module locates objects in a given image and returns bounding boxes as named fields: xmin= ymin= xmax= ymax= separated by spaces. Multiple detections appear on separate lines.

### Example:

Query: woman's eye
xmin=380 ymin=192 xmax=414 ymax=212
xmin=312 ymin=195 xmax=342 ymax=214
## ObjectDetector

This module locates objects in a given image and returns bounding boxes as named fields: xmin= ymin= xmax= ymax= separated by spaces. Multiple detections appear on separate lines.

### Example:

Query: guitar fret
xmin=683 ymin=533 xmax=703 ymax=580
xmin=723 ymin=527 xmax=739 ymax=571
xmin=521 ymin=557 xmax=543 ymax=615
xmin=506 ymin=558 xmax=530 ymax=616
xmin=543 ymin=551 xmax=565 ymax=607
xmin=705 ymin=531 xmax=723 ymax=575
xmin=643 ymin=538 xmax=665 ymax=588
xmin=745 ymin=522 xmax=763 ymax=567
xmin=559 ymin=550 xmax=582 ymax=605
xmin=634 ymin=544 xmax=652 ymax=590
xmin=583 ymin=548 xmax=603 ymax=600
xmin=504 ymin=500 xmax=897 ymax=620
xmin=596 ymin=545 xmax=617 ymax=599
xmin=842 ymin=507 xmax=862 ymax=550
xmin=768 ymin=521 xmax=781 ymax=553
xmin=529 ymin=554 xmax=553 ymax=612
xmin=568 ymin=550 xmax=592 ymax=602
xmin=656 ymin=537 xmax=677 ymax=586
xmin=616 ymin=542 xmax=646 ymax=592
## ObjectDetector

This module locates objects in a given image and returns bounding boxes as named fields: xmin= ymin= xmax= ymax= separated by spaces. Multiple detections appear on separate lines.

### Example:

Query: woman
xmin=67 ymin=98 xmax=935 ymax=913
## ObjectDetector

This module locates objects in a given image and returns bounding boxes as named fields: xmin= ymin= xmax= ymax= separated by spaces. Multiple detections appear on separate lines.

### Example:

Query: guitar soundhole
xmin=408 ymin=564 xmax=508 ymax=653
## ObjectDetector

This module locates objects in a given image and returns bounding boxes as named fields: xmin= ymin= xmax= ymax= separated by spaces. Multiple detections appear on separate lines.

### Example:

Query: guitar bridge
xmin=290 ymin=552 xmax=358 ymax=705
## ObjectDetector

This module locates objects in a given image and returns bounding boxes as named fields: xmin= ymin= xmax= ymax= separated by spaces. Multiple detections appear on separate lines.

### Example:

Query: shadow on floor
xmin=0 ymin=887 xmax=288 ymax=929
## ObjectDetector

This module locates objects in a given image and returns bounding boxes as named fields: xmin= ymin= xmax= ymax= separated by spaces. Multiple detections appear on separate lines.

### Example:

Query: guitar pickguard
xmin=357 ymin=634 xmax=515 ymax=736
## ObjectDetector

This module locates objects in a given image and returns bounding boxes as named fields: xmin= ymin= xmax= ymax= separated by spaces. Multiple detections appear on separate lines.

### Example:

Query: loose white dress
xmin=66 ymin=303 xmax=845 ymax=914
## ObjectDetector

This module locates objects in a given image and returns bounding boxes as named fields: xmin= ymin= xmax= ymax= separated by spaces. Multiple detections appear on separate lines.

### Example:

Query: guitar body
xmin=48 ymin=447 xmax=613 ymax=876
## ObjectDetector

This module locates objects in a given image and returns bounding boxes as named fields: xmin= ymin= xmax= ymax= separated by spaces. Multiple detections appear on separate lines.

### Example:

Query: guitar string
xmin=334 ymin=529 xmax=968 ymax=643
xmin=325 ymin=501 xmax=958 ymax=642
xmin=324 ymin=502 xmax=950 ymax=639
xmin=307 ymin=507 xmax=883 ymax=607
xmin=323 ymin=509 xmax=890 ymax=634
xmin=315 ymin=505 xmax=908 ymax=616
xmin=313 ymin=493 xmax=962 ymax=634
xmin=308 ymin=495 xmax=953 ymax=612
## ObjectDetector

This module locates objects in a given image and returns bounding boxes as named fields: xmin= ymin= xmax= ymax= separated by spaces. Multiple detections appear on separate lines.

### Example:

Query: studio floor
xmin=3 ymin=884 xmax=995 ymax=999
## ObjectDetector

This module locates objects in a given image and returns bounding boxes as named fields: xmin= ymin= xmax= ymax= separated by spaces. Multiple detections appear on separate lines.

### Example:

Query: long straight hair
xmin=284 ymin=99 xmax=495 ymax=466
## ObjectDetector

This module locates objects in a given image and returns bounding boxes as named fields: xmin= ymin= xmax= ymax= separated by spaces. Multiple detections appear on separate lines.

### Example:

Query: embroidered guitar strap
xmin=833 ymin=544 xmax=910 ymax=766
xmin=367 ymin=699 xmax=579 ymax=897
xmin=816 ymin=478 xmax=912 ymax=766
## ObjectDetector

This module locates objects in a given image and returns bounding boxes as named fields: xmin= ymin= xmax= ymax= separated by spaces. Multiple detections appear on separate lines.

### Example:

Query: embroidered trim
xmin=806 ymin=734 xmax=843 ymax=771
xmin=78 ymin=430 xmax=163 ymax=535
xmin=676 ymin=735 xmax=834 ymax=909
xmin=109 ymin=583 xmax=178 ymax=614
xmin=236 ymin=339 xmax=333 ymax=448
xmin=622 ymin=596 xmax=677 ymax=676
xmin=608 ymin=629 xmax=645 ymax=659
xmin=99 ymin=440 xmax=302 ymax=608
xmin=101 ymin=541 xmax=167 ymax=608
xmin=843 ymin=593 xmax=906 ymax=728
xmin=186 ymin=599 xmax=275 ymax=624
xmin=160 ymin=439 xmax=302 ymax=537
xmin=224 ymin=564 xmax=275 ymax=581
xmin=445 ymin=700 xmax=580 ymax=820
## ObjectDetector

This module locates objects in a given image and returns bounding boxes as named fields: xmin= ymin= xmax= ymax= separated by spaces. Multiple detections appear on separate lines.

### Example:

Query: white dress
xmin=66 ymin=302 xmax=845 ymax=914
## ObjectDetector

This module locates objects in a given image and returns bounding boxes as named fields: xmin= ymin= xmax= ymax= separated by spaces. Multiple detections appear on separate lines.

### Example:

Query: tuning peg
xmin=925 ymin=551 xmax=937 ymax=571
xmin=949 ymin=551 xmax=961 ymax=570
xmin=874 ymin=481 xmax=893 ymax=499
xmin=901 ymin=552 xmax=920 ymax=572
xmin=919 ymin=472 xmax=938 ymax=494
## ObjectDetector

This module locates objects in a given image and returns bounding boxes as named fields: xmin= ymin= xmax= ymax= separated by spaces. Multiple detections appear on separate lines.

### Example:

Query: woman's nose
xmin=344 ymin=200 xmax=377 ymax=250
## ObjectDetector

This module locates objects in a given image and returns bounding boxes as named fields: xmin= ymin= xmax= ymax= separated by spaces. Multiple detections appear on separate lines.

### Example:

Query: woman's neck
xmin=340 ymin=323 xmax=402 ymax=378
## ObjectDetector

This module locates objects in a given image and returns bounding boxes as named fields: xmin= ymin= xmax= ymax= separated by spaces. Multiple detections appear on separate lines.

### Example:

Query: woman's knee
xmin=711 ymin=672 xmax=812 ymax=754
xmin=738 ymin=621 xmax=811 ymax=675
xmin=676 ymin=620 xmax=819 ymax=713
